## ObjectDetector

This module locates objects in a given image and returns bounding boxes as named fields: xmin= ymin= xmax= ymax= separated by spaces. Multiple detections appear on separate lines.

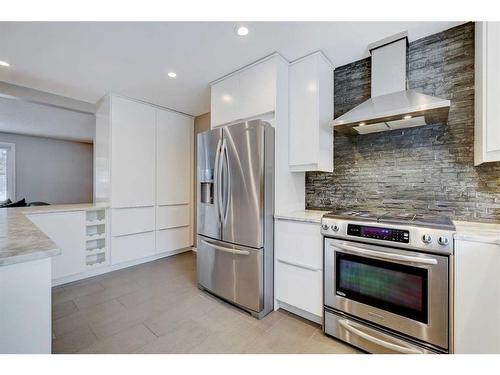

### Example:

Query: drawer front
xmin=111 ymin=231 xmax=155 ymax=265
xmin=156 ymin=226 xmax=192 ymax=253
xmin=156 ymin=204 xmax=190 ymax=230
xmin=276 ymin=260 xmax=323 ymax=317
xmin=275 ymin=220 xmax=322 ymax=270
xmin=111 ymin=207 xmax=154 ymax=236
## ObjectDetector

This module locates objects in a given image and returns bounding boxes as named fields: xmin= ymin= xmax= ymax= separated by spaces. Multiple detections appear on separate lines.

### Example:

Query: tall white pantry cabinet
xmin=95 ymin=94 xmax=194 ymax=266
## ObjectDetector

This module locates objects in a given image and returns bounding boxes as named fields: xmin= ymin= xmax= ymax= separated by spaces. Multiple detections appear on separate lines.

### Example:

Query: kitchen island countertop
xmin=0 ymin=203 xmax=109 ymax=267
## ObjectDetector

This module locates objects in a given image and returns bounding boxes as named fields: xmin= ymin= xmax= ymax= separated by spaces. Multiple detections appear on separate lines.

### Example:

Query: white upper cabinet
xmin=210 ymin=55 xmax=279 ymax=128
xmin=289 ymin=52 xmax=334 ymax=172
xmin=475 ymin=22 xmax=500 ymax=165
xmin=110 ymin=96 xmax=156 ymax=208
xmin=156 ymin=109 xmax=193 ymax=205
xmin=239 ymin=58 xmax=277 ymax=120
xmin=210 ymin=74 xmax=240 ymax=128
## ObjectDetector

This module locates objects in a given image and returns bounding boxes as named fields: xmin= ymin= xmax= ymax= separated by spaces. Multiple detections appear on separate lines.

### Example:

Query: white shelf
xmin=86 ymin=219 xmax=106 ymax=226
xmin=86 ymin=247 xmax=106 ymax=257
xmin=86 ymin=233 xmax=106 ymax=241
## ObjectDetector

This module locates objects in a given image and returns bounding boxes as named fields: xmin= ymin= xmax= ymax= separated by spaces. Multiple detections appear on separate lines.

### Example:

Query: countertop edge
xmin=274 ymin=210 xmax=328 ymax=224
xmin=453 ymin=220 xmax=500 ymax=245
xmin=0 ymin=248 xmax=61 ymax=267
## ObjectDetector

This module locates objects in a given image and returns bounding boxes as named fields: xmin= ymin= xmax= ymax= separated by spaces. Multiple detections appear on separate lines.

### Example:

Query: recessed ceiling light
xmin=359 ymin=122 xmax=366 ymax=126
xmin=0 ymin=60 xmax=10 ymax=67
xmin=168 ymin=72 xmax=177 ymax=78
xmin=235 ymin=26 xmax=249 ymax=36
xmin=403 ymin=115 xmax=412 ymax=119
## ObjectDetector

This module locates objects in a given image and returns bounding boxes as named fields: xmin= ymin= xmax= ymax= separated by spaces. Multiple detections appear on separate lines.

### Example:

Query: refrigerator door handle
xmin=200 ymin=239 xmax=250 ymax=256
xmin=214 ymin=138 xmax=223 ymax=222
xmin=222 ymin=139 xmax=231 ymax=223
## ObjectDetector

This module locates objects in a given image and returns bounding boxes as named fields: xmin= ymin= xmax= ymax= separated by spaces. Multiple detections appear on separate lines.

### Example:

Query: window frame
xmin=0 ymin=142 xmax=16 ymax=201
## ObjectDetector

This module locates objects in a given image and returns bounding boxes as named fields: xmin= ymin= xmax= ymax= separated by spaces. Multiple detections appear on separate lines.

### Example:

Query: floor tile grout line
xmin=143 ymin=322 xmax=160 ymax=338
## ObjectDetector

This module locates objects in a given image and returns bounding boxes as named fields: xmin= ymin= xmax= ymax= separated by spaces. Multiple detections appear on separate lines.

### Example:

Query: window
xmin=0 ymin=142 xmax=15 ymax=202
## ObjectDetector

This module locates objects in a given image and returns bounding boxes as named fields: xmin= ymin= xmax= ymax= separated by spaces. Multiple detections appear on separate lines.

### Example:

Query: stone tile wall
xmin=306 ymin=22 xmax=500 ymax=222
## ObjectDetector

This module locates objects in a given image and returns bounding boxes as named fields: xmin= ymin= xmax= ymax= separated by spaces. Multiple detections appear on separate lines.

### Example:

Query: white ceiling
xmin=0 ymin=21 xmax=464 ymax=116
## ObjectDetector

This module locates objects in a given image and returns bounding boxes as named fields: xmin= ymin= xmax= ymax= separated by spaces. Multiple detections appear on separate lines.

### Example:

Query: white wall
xmin=0 ymin=132 xmax=93 ymax=204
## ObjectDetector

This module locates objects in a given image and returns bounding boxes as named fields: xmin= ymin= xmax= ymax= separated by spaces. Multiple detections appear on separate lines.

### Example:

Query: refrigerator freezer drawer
xmin=197 ymin=235 xmax=263 ymax=312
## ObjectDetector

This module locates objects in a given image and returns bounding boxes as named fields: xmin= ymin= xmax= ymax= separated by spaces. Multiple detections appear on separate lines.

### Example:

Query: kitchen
xmin=1 ymin=4 xmax=500 ymax=369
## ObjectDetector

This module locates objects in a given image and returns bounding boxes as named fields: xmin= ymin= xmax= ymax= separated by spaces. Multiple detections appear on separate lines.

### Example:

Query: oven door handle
xmin=338 ymin=319 xmax=425 ymax=354
xmin=332 ymin=243 xmax=438 ymax=265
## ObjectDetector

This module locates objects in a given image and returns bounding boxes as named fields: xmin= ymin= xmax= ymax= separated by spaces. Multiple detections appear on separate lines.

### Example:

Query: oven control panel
xmin=321 ymin=218 xmax=455 ymax=255
xmin=347 ymin=224 xmax=409 ymax=243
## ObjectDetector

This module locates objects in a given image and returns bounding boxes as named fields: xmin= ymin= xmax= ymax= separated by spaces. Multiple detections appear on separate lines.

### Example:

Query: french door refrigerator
xmin=197 ymin=120 xmax=274 ymax=319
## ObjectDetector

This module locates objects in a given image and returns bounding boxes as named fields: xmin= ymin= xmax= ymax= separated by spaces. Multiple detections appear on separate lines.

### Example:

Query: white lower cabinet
xmin=27 ymin=211 xmax=86 ymax=280
xmin=111 ymin=207 xmax=155 ymax=236
xmin=111 ymin=231 xmax=155 ymax=265
xmin=156 ymin=204 xmax=190 ymax=230
xmin=275 ymin=219 xmax=323 ymax=321
xmin=156 ymin=226 xmax=191 ymax=254
xmin=454 ymin=238 xmax=500 ymax=353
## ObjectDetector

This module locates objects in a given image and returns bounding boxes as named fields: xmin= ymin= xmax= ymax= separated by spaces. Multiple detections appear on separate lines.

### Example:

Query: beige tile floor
xmin=52 ymin=251 xmax=362 ymax=354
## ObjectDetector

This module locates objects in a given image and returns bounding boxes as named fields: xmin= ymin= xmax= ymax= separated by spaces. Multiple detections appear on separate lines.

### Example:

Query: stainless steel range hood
xmin=333 ymin=31 xmax=450 ymax=135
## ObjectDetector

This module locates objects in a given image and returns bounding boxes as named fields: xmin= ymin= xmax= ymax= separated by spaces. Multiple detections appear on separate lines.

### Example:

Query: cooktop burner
xmin=324 ymin=209 xmax=455 ymax=231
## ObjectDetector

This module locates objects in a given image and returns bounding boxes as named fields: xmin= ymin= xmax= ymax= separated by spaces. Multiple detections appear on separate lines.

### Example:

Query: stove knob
xmin=422 ymin=234 xmax=432 ymax=244
xmin=438 ymin=236 xmax=449 ymax=246
xmin=332 ymin=225 xmax=340 ymax=232
xmin=322 ymin=224 xmax=330 ymax=231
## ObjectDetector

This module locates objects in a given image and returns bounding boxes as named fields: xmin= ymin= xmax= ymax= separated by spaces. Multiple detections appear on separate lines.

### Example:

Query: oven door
xmin=324 ymin=238 xmax=449 ymax=350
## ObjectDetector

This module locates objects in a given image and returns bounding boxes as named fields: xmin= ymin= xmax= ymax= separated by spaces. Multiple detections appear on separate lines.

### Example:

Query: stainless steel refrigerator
xmin=196 ymin=120 xmax=274 ymax=319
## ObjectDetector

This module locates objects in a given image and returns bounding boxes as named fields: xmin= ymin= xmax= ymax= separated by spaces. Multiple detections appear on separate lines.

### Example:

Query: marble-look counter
xmin=0 ymin=203 xmax=109 ymax=267
xmin=454 ymin=220 xmax=500 ymax=245
xmin=274 ymin=211 xmax=500 ymax=246
xmin=274 ymin=210 xmax=329 ymax=224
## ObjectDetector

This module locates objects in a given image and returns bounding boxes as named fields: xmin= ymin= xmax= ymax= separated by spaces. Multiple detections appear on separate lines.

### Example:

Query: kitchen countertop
xmin=274 ymin=209 xmax=329 ymax=224
xmin=0 ymin=203 xmax=109 ymax=267
xmin=453 ymin=220 xmax=500 ymax=245
xmin=274 ymin=210 xmax=500 ymax=245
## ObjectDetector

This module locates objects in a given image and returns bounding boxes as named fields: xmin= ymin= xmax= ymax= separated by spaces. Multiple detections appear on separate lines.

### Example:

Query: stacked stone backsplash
xmin=306 ymin=22 xmax=500 ymax=222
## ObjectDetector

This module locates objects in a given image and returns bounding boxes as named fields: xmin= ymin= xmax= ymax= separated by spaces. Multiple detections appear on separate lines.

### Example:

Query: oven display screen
xmin=347 ymin=224 xmax=409 ymax=243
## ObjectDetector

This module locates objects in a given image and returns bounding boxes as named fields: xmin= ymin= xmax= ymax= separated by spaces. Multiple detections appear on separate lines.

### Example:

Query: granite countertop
xmin=274 ymin=210 xmax=500 ymax=245
xmin=453 ymin=220 xmax=500 ymax=245
xmin=22 ymin=202 xmax=109 ymax=215
xmin=0 ymin=203 xmax=109 ymax=267
xmin=274 ymin=209 xmax=329 ymax=224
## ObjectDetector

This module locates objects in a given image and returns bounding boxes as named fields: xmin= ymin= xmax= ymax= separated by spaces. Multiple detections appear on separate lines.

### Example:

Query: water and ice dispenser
xmin=199 ymin=168 xmax=214 ymax=204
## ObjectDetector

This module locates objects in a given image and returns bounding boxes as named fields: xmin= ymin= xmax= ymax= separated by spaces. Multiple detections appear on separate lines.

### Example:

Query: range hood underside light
xmin=332 ymin=31 xmax=451 ymax=135
xmin=353 ymin=116 xmax=427 ymax=134
xmin=334 ymin=91 xmax=451 ymax=135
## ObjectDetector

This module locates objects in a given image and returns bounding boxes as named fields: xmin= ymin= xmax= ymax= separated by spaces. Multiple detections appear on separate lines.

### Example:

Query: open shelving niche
xmin=85 ymin=209 xmax=108 ymax=268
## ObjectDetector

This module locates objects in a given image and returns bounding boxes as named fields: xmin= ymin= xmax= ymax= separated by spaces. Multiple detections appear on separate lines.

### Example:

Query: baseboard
xmin=276 ymin=300 xmax=323 ymax=325
xmin=52 ymin=247 xmax=195 ymax=287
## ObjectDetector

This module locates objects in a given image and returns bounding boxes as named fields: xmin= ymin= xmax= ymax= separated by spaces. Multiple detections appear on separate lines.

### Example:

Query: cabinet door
xmin=239 ymin=58 xmax=276 ymax=120
xmin=486 ymin=22 xmax=500 ymax=158
xmin=28 ymin=212 xmax=86 ymax=280
xmin=111 ymin=96 xmax=156 ymax=208
xmin=156 ymin=109 xmax=193 ymax=205
xmin=289 ymin=56 xmax=320 ymax=168
xmin=211 ymin=74 xmax=240 ymax=127
xmin=111 ymin=231 xmax=155 ymax=265
xmin=454 ymin=239 xmax=500 ymax=353
xmin=275 ymin=220 xmax=323 ymax=318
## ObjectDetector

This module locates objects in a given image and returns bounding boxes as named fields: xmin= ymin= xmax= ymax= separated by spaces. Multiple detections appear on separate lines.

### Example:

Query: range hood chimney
xmin=333 ymin=31 xmax=450 ymax=135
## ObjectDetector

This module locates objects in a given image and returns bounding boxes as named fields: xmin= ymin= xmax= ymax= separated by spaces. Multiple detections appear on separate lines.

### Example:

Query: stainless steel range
xmin=322 ymin=209 xmax=455 ymax=354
